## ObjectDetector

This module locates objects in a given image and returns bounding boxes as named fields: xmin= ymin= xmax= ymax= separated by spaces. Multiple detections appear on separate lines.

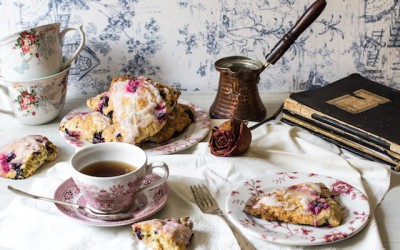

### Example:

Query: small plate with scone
xmin=59 ymin=76 xmax=210 ymax=154
xmin=225 ymin=172 xmax=370 ymax=246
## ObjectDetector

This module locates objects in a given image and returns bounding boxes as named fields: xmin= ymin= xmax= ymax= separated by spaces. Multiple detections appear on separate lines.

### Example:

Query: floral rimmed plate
xmin=225 ymin=172 xmax=370 ymax=246
xmin=54 ymin=174 xmax=168 ymax=227
xmin=59 ymin=99 xmax=211 ymax=155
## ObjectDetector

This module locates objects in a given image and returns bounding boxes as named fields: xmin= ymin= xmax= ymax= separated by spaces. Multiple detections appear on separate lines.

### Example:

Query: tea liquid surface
xmin=80 ymin=161 xmax=136 ymax=177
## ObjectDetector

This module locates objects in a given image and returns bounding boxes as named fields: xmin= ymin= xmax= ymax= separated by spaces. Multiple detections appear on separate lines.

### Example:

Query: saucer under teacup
xmin=53 ymin=174 xmax=168 ymax=227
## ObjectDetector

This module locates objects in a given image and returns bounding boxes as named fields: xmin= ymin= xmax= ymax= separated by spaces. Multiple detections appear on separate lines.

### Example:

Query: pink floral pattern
xmin=226 ymin=172 xmax=371 ymax=246
xmin=75 ymin=176 xmax=143 ymax=212
xmin=11 ymin=73 xmax=68 ymax=118
xmin=14 ymin=88 xmax=41 ymax=116
xmin=60 ymin=100 xmax=211 ymax=155
xmin=13 ymin=29 xmax=44 ymax=62
xmin=54 ymin=174 xmax=168 ymax=227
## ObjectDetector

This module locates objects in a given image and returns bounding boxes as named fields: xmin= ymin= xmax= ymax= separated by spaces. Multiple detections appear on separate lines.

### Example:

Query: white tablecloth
xmin=0 ymin=122 xmax=390 ymax=250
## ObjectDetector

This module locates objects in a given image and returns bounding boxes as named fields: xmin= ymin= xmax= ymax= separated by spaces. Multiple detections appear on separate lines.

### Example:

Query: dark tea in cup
xmin=79 ymin=161 xmax=136 ymax=177
xmin=70 ymin=142 xmax=169 ymax=213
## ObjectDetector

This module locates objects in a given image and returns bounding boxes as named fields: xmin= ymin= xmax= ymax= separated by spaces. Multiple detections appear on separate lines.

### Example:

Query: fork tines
xmin=190 ymin=184 xmax=217 ymax=209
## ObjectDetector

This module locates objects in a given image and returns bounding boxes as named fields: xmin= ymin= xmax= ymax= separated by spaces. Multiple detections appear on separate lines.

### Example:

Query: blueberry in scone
xmin=146 ymin=103 xmax=195 ymax=144
xmin=86 ymin=92 xmax=114 ymax=119
xmin=59 ymin=111 xmax=118 ymax=144
xmin=0 ymin=135 xmax=57 ymax=179
xmin=132 ymin=217 xmax=194 ymax=250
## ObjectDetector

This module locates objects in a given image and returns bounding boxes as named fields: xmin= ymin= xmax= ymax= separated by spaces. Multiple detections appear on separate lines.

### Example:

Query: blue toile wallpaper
xmin=0 ymin=0 xmax=399 ymax=97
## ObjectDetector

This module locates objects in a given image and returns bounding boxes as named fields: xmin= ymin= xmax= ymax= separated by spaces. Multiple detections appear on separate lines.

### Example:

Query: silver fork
xmin=190 ymin=184 xmax=256 ymax=250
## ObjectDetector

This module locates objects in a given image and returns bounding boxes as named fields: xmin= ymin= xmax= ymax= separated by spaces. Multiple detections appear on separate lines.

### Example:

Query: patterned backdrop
xmin=0 ymin=0 xmax=399 ymax=97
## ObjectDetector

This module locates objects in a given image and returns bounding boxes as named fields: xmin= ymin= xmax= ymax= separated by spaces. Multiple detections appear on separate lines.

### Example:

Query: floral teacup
xmin=70 ymin=142 xmax=169 ymax=213
xmin=0 ymin=22 xmax=85 ymax=80
xmin=0 ymin=66 xmax=70 ymax=125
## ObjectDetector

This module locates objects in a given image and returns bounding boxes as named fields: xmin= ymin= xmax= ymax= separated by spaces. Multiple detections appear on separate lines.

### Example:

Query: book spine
xmin=283 ymin=109 xmax=400 ymax=160
xmin=311 ymin=113 xmax=391 ymax=150
xmin=284 ymin=97 xmax=400 ymax=152
xmin=282 ymin=113 xmax=400 ymax=171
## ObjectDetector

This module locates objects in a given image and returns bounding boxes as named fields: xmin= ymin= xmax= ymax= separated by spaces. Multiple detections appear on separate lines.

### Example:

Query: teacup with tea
xmin=70 ymin=142 xmax=169 ymax=213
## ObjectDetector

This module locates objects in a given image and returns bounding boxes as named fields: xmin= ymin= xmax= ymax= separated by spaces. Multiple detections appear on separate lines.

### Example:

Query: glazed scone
xmin=87 ymin=76 xmax=181 ymax=119
xmin=244 ymin=182 xmax=342 ymax=227
xmin=107 ymin=76 xmax=180 ymax=144
xmin=0 ymin=135 xmax=57 ymax=179
xmin=146 ymin=103 xmax=195 ymax=144
xmin=109 ymin=76 xmax=181 ymax=114
xmin=132 ymin=217 xmax=194 ymax=250
xmin=59 ymin=111 xmax=116 ymax=143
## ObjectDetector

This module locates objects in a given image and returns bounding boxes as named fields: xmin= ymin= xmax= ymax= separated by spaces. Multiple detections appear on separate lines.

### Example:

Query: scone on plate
xmin=87 ymin=76 xmax=181 ymax=119
xmin=0 ymin=135 xmax=58 ymax=179
xmin=109 ymin=76 xmax=181 ymax=115
xmin=90 ymin=76 xmax=181 ymax=144
xmin=59 ymin=111 xmax=120 ymax=143
xmin=70 ymin=75 xmax=192 ymax=145
xmin=146 ymin=103 xmax=195 ymax=144
xmin=244 ymin=182 xmax=342 ymax=227
xmin=132 ymin=217 xmax=193 ymax=250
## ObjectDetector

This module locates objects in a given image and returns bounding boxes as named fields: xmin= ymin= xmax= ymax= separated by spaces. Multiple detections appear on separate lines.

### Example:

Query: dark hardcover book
xmin=282 ymin=108 xmax=400 ymax=161
xmin=284 ymin=73 xmax=400 ymax=153
xmin=281 ymin=112 xmax=400 ymax=171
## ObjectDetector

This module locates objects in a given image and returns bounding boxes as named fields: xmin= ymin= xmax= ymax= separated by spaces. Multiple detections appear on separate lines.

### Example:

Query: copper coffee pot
xmin=209 ymin=0 xmax=327 ymax=121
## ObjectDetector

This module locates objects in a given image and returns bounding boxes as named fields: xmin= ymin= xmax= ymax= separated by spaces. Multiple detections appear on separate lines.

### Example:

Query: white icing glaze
xmin=87 ymin=112 xmax=111 ymax=129
xmin=253 ymin=183 xmax=324 ymax=214
xmin=109 ymin=77 xmax=167 ymax=143
xmin=254 ymin=194 xmax=282 ymax=208
xmin=162 ymin=220 xmax=192 ymax=244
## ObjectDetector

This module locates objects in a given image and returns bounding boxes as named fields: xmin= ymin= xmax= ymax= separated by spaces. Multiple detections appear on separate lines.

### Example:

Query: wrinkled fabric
xmin=0 ymin=122 xmax=390 ymax=250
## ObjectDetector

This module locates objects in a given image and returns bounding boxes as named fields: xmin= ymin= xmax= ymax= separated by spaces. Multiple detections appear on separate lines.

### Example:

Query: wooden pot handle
xmin=265 ymin=0 xmax=327 ymax=65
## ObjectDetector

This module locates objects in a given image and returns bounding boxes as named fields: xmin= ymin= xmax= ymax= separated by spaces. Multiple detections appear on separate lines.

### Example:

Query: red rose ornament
xmin=209 ymin=118 xmax=252 ymax=157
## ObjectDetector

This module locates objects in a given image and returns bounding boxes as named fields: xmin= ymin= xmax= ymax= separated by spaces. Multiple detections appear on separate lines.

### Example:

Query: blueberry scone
xmin=0 ymin=135 xmax=58 ymax=179
xmin=244 ymin=182 xmax=342 ymax=227
xmin=59 ymin=111 xmax=120 ymax=143
xmin=132 ymin=217 xmax=194 ymax=250
xmin=87 ymin=76 xmax=181 ymax=119
xmin=146 ymin=103 xmax=195 ymax=144
xmin=105 ymin=76 xmax=181 ymax=144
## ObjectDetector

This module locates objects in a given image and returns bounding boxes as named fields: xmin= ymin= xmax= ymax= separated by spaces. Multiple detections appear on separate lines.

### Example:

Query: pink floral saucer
xmin=225 ymin=172 xmax=370 ymax=246
xmin=54 ymin=174 xmax=168 ymax=227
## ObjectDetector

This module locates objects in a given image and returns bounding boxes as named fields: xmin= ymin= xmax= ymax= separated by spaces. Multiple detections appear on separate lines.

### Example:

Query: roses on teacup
xmin=209 ymin=118 xmax=252 ymax=157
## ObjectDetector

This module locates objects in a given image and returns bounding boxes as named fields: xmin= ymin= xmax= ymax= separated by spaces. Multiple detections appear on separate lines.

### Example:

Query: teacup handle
xmin=0 ymin=85 xmax=14 ymax=117
xmin=60 ymin=25 xmax=86 ymax=69
xmin=138 ymin=161 xmax=169 ymax=194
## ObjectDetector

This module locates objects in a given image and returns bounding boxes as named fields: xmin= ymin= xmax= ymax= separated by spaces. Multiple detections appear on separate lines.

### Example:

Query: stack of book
xmin=282 ymin=73 xmax=400 ymax=171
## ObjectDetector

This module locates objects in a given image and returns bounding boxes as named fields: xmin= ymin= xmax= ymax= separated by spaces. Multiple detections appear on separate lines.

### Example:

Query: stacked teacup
xmin=0 ymin=23 xmax=85 ymax=125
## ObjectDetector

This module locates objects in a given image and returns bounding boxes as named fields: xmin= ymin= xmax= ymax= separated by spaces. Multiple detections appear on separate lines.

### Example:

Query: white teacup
xmin=0 ymin=22 xmax=85 ymax=80
xmin=0 ymin=66 xmax=70 ymax=125
xmin=70 ymin=142 xmax=169 ymax=213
